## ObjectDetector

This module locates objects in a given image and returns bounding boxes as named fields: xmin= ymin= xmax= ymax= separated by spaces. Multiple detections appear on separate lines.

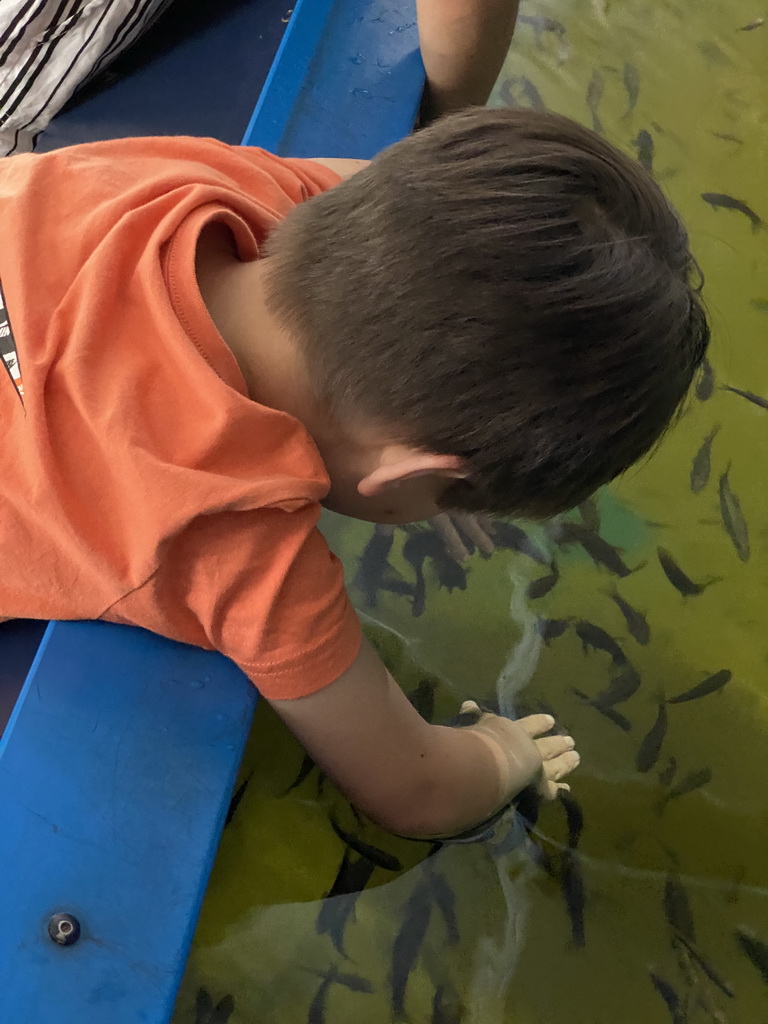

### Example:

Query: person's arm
xmin=416 ymin=0 xmax=520 ymax=120
xmin=271 ymin=636 xmax=579 ymax=838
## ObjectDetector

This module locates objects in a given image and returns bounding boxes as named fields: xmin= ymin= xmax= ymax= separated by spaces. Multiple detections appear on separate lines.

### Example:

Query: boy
xmin=0 ymin=109 xmax=708 ymax=838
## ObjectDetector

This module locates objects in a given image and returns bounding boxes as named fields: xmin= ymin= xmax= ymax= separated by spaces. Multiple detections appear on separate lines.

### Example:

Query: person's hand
xmin=459 ymin=701 xmax=580 ymax=802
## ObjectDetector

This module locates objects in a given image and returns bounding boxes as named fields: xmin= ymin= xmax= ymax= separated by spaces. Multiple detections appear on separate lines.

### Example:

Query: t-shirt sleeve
xmin=105 ymin=504 xmax=362 ymax=700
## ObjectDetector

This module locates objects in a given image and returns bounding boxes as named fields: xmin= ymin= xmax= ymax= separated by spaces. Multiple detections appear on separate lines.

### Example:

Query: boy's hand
xmin=459 ymin=700 xmax=579 ymax=801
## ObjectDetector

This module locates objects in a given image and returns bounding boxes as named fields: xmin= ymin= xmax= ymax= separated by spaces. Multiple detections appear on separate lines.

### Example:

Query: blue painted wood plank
xmin=0 ymin=621 xmax=255 ymax=1023
xmin=243 ymin=0 xmax=424 ymax=157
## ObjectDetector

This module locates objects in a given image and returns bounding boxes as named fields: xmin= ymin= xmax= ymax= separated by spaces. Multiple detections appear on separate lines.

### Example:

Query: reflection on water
xmin=173 ymin=1 xmax=768 ymax=1020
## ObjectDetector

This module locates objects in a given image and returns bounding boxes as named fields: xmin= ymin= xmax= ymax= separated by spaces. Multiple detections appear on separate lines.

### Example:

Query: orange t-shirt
xmin=0 ymin=136 xmax=361 ymax=699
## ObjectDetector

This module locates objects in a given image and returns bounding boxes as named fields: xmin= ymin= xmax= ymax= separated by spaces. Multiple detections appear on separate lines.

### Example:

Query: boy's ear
xmin=358 ymin=452 xmax=468 ymax=497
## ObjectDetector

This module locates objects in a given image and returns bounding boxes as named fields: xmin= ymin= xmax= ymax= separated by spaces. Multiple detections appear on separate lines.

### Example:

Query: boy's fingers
xmin=543 ymin=750 xmax=581 ymax=781
xmin=517 ymin=713 xmax=556 ymax=738
xmin=535 ymin=734 xmax=576 ymax=761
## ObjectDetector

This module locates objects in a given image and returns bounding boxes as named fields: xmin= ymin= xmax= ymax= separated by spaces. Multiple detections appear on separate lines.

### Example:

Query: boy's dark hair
xmin=265 ymin=108 xmax=709 ymax=517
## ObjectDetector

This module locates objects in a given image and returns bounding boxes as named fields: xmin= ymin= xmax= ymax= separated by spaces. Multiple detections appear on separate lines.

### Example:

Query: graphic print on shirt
xmin=0 ymin=279 xmax=23 ymax=403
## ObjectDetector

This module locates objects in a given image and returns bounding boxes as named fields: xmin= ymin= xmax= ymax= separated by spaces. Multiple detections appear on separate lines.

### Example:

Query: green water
xmin=172 ymin=1 xmax=768 ymax=1021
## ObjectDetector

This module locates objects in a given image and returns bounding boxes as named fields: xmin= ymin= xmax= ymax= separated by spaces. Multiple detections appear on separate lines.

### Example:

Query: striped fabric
xmin=0 ymin=0 xmax=174 ymax=157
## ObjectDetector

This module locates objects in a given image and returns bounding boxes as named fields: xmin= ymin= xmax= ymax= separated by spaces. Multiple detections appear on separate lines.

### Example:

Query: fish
xmin=556 ymin=521 xmax=638 ymax=577
xmin=649 ymin=973 xmax=686 ymax=1024
xmin=536 ymin=617 xmax=570 ymax=644
xmin=308 ymin=966 xmax=373 ymax=1024
xmin=712 ymin=131 xmax=745 ymax=143
xmin=621 ymin=63 xmax=640 ymax=117
xmin=391 ymin=883 xmax=433 ymax=1020
xmin=636 ymin=703 xmax=668 ymax=773
xmin=408 ymin=678 xmax=436 ymax=722
xmin=658 ymin=756 xmax=677 ymax=787
xmin=329 ymin=815 xmax=403 ymax=872
xmin=431 ymin=984 xmax=464 ymax=1024
xmin=405 ymin=530 xmax=469 ymax=595
xmin=739 ymin=17 xmax=765 ymax=30
xmin=317 ymin=852 xmax=376 ymax=956
xmin=560 ymin=849 xmax=586 ymax=947
xmin=664 ymin=872 xmax=696 ymax=943
xmin=354 ymin=525 xmax=396 ymax=608
xmin=633 ymin=129 xmax=655 ymax=173
xmin=591 ymin=662 xmax=642 ymax=709
xmin=701 ymin=192 xmax=765 ymax=231
xmin=573 ymin=689 xmax=633 ymax=731
xmin=749 ymin=298 xmax=768 ymax=313
xmin=606 ymin=589 xmax=651 ymax=645
xmin=657 ymin=547 xmax=720 ymax=597
xmin=690 ymin=427 xmax=719 ymax=493
xmin=499 ymin=76 xmax=546 ymax=112
xmin=667 ymin=669 xmax=732 ymax=705
xmin=586 ymin=70 xmax=605 ymax=133
xmin=527 ymin=562 xmax=560 ymax=599
xmin=673 ymin=933 xmax=735 ymax=998
xmin=574 ymin=620 xmax=627 ymax=664
xmin=657 ymin=767 xmax=713 ymax=813
xmin=518 ymin=13 xmax=567 ymax=41
xmin=561 ymin=794 xmax=584 ymax=848
xmin=195 ymin=989 xmax=235 ymax=1024
xmin=696 ymin=358 xmax=715 ymax=401
xmin=519 ymin=77 xmax=546 ymax=112
xmin=224 ymin=771 xmax=253 ymax=827
xmin=722 ymin=383 xmax=768 ymax=410
xmin=284 ymin=752 xmax=317 ymax=795
xmin=425 ymin=866 xmax=460 ymax=946
xmin=491 ymin=521 xmax=550 ymax=564
xmin=578 ymin=497 xmax=601 ymax=532
xmin=735 ymin=928 xmax=768 ymax=983
xmin=719 ymin=466 xmax=750 ymax=562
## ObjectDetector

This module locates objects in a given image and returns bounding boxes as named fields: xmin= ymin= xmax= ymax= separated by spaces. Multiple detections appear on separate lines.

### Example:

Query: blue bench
xmin=0 ymin=2 xmax=423 ymax=1020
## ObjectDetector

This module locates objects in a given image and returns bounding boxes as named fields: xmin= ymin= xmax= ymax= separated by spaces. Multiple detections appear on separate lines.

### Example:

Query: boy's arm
xmin=416 ymin=0 xmax=519 ymax=119
xmin=270 ymin=636 xmax=578 ymax=838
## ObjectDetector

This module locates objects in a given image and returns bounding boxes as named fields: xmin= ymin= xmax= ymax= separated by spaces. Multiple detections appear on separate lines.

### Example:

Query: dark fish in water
xmin=491 ymin=521 xmax=550 ymax=564
xmin=722 ymin=383 xmax=768 ymax=410
xmin=518 ymin=13 xmax=567 ymax=40
xmin=739 ymin=17 xmax=765 ymax=30
xmin=195 ymin=989 xmax=235 ymax=1024
xmin=657 ymin=767 xmax=713 ymax=813
xmin=307 ymin=966 xmax=373 ymax=1024
xmin=561 ymin=794 xmax=584 ymax=849
xmin=405 ymin=530 xmax=469 ymax=594
xmin=224 ymin=771 xmax=253 ymax=827
xmin=657 ymin=547 xmax=720 ymax=597
xmin=658 ymin=756 xmax=677 ymax=787
xmin=636 ymin=703 xmax=668 ymax=773
xmin=575 ymin=620 xmax=627 ymax=664
xmin=668 ymin=669 xmax=732 ymax=705
xmin=607 ymin=588 xmax=650 ymax=645
xmin=712 ymin=130 xmax=744 ymax=143
xmin=329 ymin=815 xmax=402 ymax=873
xmin=735 ymin=928 xmax=768 ymax=983
xmin=536 ymin=617 xmax=570 ymax=644
xmin=673 ymin=933 xmax=735 ymax=998
xmin=431 ymin=984 xmax=464 ymax=1024
xmin=701 ymin=191 xmax=765 ymax=231
xmin=317 ymin=852 xmax=376 ymax=956
xmin=573 ymin=689 xmax=633 ymax=732
xmin=578 ymin=496 xmax=601 ymax=532
xmin=749 ymin=298 xmax=768 ymax=313
xmin=591 ymin=662 xmax=642 ymax=709
xmin=498 ymin=76 xmax=546 ymax=112
xmin=408 ymin=678 xmax=436 ymax=722
xmin=527 ymin=562 xmax=560 ymax=599
xmin=664 ymin=871 xmax=696 ymax=943
xmin=586 ymin=69 xmax=604 ymax=133
xmin=633 ymin=129 xmax=654 ymax=173
xmin=696 ymin=358 xmax=715 ymax=401
xmin=284 ymin=752 xmax=317 ymax=795
xmin=354 ymin=525 xmax=396 ymax=608
xmin=690 ymin=426 xmax=719 ymax=493
xmin=425 ymin=866 xmax=460 ymax=946
xmin=391 ymin=882 xmax=433 ymax=1020
xmin=649 ymin=973 xmax=686 ymax=1024
xmin=719 ymin=466 xmax=750 ymax=562
xmin=560 ymin=849 xmax=586 ymax=948
xmin=621 ymin=62 xmax=640 ymax=117
xmin=556 ymin=521 xmax=638 ymax=577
